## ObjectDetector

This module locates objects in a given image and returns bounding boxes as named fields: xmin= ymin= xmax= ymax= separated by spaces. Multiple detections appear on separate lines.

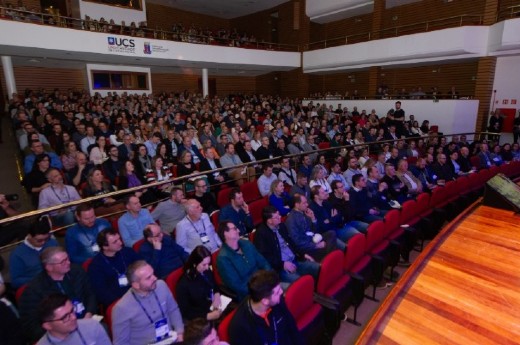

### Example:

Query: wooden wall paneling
xmin=214 ymin=76 xmax=256 ymax=95
xmin=308 ymin=74 xmax=324 ymax=95
xmin=379 ymin=61 xmax=478 ymax=97
xmin=368 ymin=66 xmax=381 ymax=96
xmin=230 ymin=7 xmax=275 ymax=44
xmin=280 ymin=68 xmax=309 ymax=98
xmin=11 ymin=66 xmax=87 ymax=93
xmin=320 ymin=13 xmax=372 ymax=47
xmin=255 ymin=72 xmax=280 ymax=96
xmin=483 ymin=0 xmax=500 ymax=24
xmin=146 ymin=3 xmax=229 ymax=33
xmin=381 ymin=0 xmax=487 ymax=37
xmin=151 ymin=73 xmax=199 ymax=94
xmin=474 ymin=57 xmax=497 ymax=132
xmin=20 ymin=0 xmax=42 ymax=13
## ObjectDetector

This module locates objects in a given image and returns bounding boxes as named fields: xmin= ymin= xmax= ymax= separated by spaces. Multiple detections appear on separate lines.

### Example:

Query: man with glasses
xmin=9 ymin=216 xmax=58 ymax=289
xmin=19 ymin=247 xmax=97 ymax=343
xmin=193 ymin=178 xmax=218 ymax=214
xmin=139 ymin=223 xmax=188 ymax=279
xmin=216 ymin=221 xmax=271 ymax=300
xmin=36 ymin=293 xmax=111 ymax=345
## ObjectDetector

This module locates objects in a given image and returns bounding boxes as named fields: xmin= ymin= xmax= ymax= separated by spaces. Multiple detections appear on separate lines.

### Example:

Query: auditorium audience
xmin=176 ymin=245 xmax=222 ymax=321
xmin=216 ymin=220 xmax=271 ymax=300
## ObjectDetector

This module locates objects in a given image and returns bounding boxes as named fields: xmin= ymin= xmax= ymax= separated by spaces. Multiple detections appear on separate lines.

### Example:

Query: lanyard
xmin=80 ymin=225 xmax=96 ymax=245
xmin=46 ymin=328 xmax=87 ymax=345
xmin=51 ymin=185 xmax=71 ymax=203
xmin=101 ymin=252 xmax=127 ymax=276
xmin=187 ymin=216 xmax=206 ymax=235
xmin=131 ymin=291 xmax=166 ymax=324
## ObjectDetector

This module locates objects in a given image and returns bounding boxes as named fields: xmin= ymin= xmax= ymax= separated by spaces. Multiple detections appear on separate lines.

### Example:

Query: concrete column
xmin=1 ymin=56 xmax=17 ymax=100
xmin=202 ymin=68 xmax=209 ymax=98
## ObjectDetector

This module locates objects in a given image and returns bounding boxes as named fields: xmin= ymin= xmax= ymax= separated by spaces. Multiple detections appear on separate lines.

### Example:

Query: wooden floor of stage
xmin=357 ymin=203 xmax=520 ymax=345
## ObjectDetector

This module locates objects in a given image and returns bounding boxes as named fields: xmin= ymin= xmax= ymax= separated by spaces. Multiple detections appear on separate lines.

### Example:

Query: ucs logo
xmin=107 ymin=37 xmax=135 ymax=48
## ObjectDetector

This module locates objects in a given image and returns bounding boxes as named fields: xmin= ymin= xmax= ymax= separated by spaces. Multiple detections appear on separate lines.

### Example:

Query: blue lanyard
xmin=187 ymin=216 xmax=206 ymax=235
xmin=131 ymin=291 xmax=166 ymax=324
xmin=101 ymin=252 xmax=127 ymax=276
xmin=46 ymin=328 xmax=87 ymax=345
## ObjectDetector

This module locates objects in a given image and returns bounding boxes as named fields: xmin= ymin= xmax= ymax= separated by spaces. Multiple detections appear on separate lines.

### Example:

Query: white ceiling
xmin=147 ymin=0 xmax=290 ymax=19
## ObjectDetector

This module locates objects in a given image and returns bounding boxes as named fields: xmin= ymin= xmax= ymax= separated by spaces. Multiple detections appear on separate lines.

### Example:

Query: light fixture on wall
xmin=392 ymin=15 xmax=398 ymax=21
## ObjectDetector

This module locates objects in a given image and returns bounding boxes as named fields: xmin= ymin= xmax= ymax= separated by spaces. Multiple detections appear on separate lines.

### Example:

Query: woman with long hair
xmin=118 ymin=160 xmax=157 ymax=205
xmin=268 ymin=179 xmax=292 ymax=216
xmin=309 ymin=165 xmax=332 ymax=194
xmin=89 ymin=136 xmax=109 ymax=165
xmin=133 ymin=144 xmax=153 ymax=183
xmin=82 ymin=167 xmax=124 ymax=218
xmin=176 ymin=245 xmax=222 ymax=321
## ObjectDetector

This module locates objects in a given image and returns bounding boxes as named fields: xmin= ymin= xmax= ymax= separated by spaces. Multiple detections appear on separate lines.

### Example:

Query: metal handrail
xmin=305 ymin=14 xmax=483 ymax=51
xmin=496 ymin=4 xmax=520 ymax=22
xmin=0 ymin=6 xmax=299 ymax=52
xmin=0 ymin=131 xmax=494 ymax=228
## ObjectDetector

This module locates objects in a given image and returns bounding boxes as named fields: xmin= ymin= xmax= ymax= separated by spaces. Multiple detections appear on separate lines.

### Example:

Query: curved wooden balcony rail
xmin=0 ymin=130 xmax=495 ymax=250
xmin=0 ymin=6 xmax=299 ymax=52
xmin=496 ymin=4 xmax=520 ymax=22
xmin=305 ymin=14 xmax=483 ymax=51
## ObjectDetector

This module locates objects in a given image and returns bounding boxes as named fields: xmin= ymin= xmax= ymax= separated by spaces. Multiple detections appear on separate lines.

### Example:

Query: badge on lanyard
xmin=91 ymin=244 xmax=100 ymax=252
xmin=118 ymin=274 xmax=129 ymax=287
xmin=154 ymin=318 xmax=170 ymax=342
xmin=200 ymin=233 xmax=210 ymax=244
xmin=72 ymin=300 xmax=85 ymax=316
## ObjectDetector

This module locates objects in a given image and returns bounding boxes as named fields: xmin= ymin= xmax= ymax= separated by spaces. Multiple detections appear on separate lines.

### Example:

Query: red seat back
xmin=365 ymin=220 xmax=387 ymax=255
xmin=241 ymin=181 xmax=261 ymax=203
xmin=217 ymin=308 xmax=237 ymax=343
xmin=82 ymin=258 xmax=93 ymax=272
xmin=217 ymin=188 xmax=232 ymax=208
xmin=210 ymin=210 xmax=220 ymax=229
xmin=400 ymin=200 xmax=417 ymax=225
xmin=285 ymin=275 xmax=322 ymax=330
xmin=317 ymin=250 xmax=346 ymax=296
xmin=250 ymin=197 xmax=269 ymax=227
xmin=383 ymin=209 xmax=401 ymax=238
xmin=15 ymin=284 xmax=28 ymax=304
xmin=132 ymin=238 xmax=145 ymax=252
xmin=211 ymin=249 xmax=224 ymax=286
xmin=165 ymin=267 xmax=184 ymax=300
xmin=343 ymin=233 xmax=369 ymax=273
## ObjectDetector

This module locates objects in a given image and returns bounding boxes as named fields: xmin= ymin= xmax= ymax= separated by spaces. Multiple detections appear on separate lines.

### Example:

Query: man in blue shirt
xmin=9 ymin=216 xmax=58 ymax=289
xmin=118 ymin=196 xmax=155 ymax=247
xmin=218 ymin=188 xmax=253 ymax=236
xmin=65 ymin=203 xmax=111 ymax=265
xmin=139 ymin=223 xmax=188 ymax=279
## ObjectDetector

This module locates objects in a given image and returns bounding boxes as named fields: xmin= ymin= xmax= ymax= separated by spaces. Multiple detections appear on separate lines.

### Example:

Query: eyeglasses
xmin=46 ymin=306 xmax=76 ymax=323
xmin=48 ymin=256 xmax=70 ymax=265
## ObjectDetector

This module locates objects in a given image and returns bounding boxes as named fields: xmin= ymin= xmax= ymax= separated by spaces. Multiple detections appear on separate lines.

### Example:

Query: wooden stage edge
xmin=356 ymin=198 xmax=520 ymax=345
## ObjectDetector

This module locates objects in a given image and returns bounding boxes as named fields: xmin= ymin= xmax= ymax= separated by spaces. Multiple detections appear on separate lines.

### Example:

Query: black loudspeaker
xmin=483 ymin=173 xmax=520 ymax=212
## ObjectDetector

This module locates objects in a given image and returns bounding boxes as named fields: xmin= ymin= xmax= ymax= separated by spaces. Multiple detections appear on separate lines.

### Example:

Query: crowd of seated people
xmin=309 ymin=85 xmax=466 ymax=100
xmin=0 ymin=3 xmax=275 ymax=50
xmin=3 ymin=87 xmax=520 ymax=344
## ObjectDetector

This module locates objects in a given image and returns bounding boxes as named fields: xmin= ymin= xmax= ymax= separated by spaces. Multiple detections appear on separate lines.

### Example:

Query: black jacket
xmin=253 ymin=223 xmax=301 ymax=273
